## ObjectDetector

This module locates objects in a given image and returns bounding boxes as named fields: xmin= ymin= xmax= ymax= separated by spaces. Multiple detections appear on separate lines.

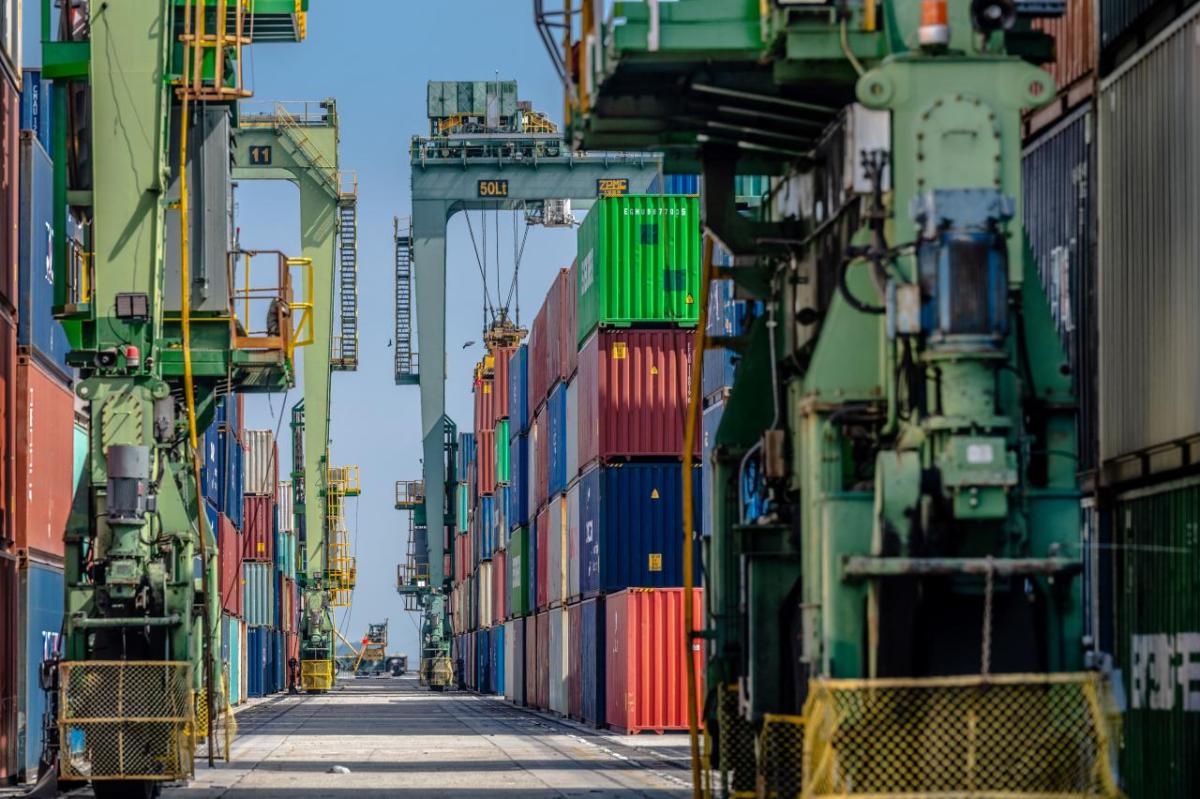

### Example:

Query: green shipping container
xmin=457 ymin=481 xmax=469 ymax=534
xmin=508 ymin=526 xmax=529 ymax=617
xmin=576 ymin=195 xmax=701 ymax=345
xmin=496 ymin=419 xmax=510 ymax=483
xmin=1115 ymin=478 xmax=1200 ymax=797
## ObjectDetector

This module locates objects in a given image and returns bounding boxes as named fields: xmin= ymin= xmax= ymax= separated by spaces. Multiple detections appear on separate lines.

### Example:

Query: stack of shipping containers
xmin=206 ymin=394 xmax=245 ymax=707
xmin=243 ymin=429 xmax=289 ymax=698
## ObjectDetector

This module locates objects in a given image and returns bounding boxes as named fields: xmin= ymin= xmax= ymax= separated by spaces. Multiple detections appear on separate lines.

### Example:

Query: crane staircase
xmin=333 ymin=174 xmax=359 ymax=371
xmin=394 ymin=218 xmax=418 ymax=384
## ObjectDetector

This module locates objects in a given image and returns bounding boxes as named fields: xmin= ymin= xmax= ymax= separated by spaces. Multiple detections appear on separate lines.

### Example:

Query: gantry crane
xmin=40 ymin=2 xmax=312 ymax=796
xmin=537 ymin=2 xmax=1121 ymax=797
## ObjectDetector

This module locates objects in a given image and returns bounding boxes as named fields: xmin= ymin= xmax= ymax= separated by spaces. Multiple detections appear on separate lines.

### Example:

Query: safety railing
xmin=176 ymin=0 xmax=251 ymax=101
xmin=229 ymin=250 xmax=313 ymax=362
xmin=395 ymin=480 xmax=425 ymax=510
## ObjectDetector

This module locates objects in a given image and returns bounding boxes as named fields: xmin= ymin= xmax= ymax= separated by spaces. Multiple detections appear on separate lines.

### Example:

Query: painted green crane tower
xmin=538 ymin=1 xmax=1121 ymax=796
xmin=41 ymin=2 xmax=312 ymax=796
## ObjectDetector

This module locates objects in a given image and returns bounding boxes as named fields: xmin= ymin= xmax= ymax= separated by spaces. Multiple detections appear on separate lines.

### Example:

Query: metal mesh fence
xmin=800 ymin=673 xmax=1122 ymax=799
xmin=59 ymin=661 xmax=195 ymax=781
xmin=716 ymin=684 xmax=757 ymax=798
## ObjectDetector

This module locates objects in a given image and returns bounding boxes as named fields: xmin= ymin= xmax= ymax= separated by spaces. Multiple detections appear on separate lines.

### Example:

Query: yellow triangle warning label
xmin=650 ymin=366 xmax=659 ymax=375
xmin=686 ymin=294 xmax=695 ymax=304
xmin=650 ymin=488 xmax=660 ymax=499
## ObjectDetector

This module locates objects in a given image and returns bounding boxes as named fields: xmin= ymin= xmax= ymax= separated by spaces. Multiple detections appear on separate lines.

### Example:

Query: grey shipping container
xmin=1113 ymin=477 xmax=1200 ymax=797
xmin=1022 ymin=103 xmax=1098 ymax=475
xmin=1098 ymin=7 xmax=1200 ymax=466
xmin=1100 ymin=0 xmax=1199 ymax=69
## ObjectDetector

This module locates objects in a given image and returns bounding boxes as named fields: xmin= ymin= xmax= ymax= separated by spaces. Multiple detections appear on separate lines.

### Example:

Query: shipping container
xmin=493 ymin=488 xmax=508 ymax=552
xmin=579 ymin=596 xmax=606 ymax=727
xmin=457 ymin=481 xmax=470 ymax=535
xmin=701 ymin=346 xmax=739 ymax=402
xmin=495 ymin=419 xmax=510 ymax=483
xmin=223 ymin=613 xmax=242 ymax=706
xmin=535 ymin=610 xmax=550 ymax=710
xmin=475 ymin=628 xmax=491 ymax=693
xmin=247 ymin=627 xmax=270 ymax=697
xmin=19 ymin=70 xmax=52 ymax=152
xmin=474 ymin=374 xmax=495 ymax=432
xmin=72 ymin=422 xmax=87 ymax=498
xmin=14 ymin=356 xmax=73 ymax=559
xmin=567 ymin=602 xmax=582 ymax=720
xmin=458 ymin=432 xmax=475 ymax=482
xmin=1023 ymin=104 xmax=1098 ymax=474
xmin=546 ymin=382 xmax=568 ymax=496
xmin=479 ymin=561 xmax=495 ymax=627
xmin=504 ymin=617 xmax=524 ymax=704
xmin=508 ymin=433 xmax=529 ymax=528
xmin=243 ymin=495 xmax=274 ymax=562
xmin=548 ymin=605 xmax=568 ymax=716
xmin=202 ymin=417 xmax=220 ymax=506
xmin=579 ymin=462 xmax=702 ymax=596
xmin=477 ymin=428 xmax=496 ymax=496
xmin=563 ymin=263 xmax=578 ymax=379
xmin=701 ymin=400 xmax=725 ymax=538
xmin=565 ymin=378 xmax=579 ymax=482
xmin=1099 ymin=0 xmax=1194 ymax=69
xmin=576 ymin=195 xmax=700 ymax=345
xmin=507 ymin=345 xmax=529 ymax=435
xmin=577 ymin=329 xmax=699 ymax=467
xmin=661 ymin=173 xmax=700 ymax=195
xmin=566 ymin=481 xmax=580 ymax=600
xmin=16 ymin=560 xmax=62 ymax=781
xmin=536 ymin=505 xmax=550 ymax=610
xmin=243 ymin=561 xmax=275 ymax=628
xmin=492 ymin=345 xmax=515 ymax=425
xmin=1114 ymin=478 xmax=1200 ymax=797
xmin=492 ymin=623 xmax=506 ymax=697
xmin=220 ymin=426 xmax=245 ymax=530
xmin=523 ymin=614 xmax=537 ymax=707
xmin=533 ymin=406 xmax=548 ymax=510
xmin=528 ymin=513 xmax=539 ymax=615
xmin=276 ymin=481 xmax=294 ymax=533
xmin=18 ymin=133 xmax=69 ymax=375
xmin=530 ymin=302 xmax=549 ymax=411
xmin=0 ymin=553 xmax=16 ymax=781
xmin=217 ymin=509 xmax=243 ymax=618
xmin=542 ymin=268 xmax=571 ymax=401
xmin=478 ymin=494 xmax=495 ymax=562
xmin=1034 ymin=0 xmax=1097 ymax=95
xmin=493 ymin=548 xmax=507 ymax=621
xmin=508 ymin=526 xmax=529 ymax=616
xmin=0 ymin=78 xmax=18 ymax=313
xmin=0 ymin=314 xmax=12 ymax=550
xmin=243 ymin=430 xmax=278 ymax=497
xmin=1097 ymin=8 xmax=1200 ymax=468
xmin=606 ymin=588 xmax=704 ymax=734
xmin=547 ymin=494 xmax=566 ymax=606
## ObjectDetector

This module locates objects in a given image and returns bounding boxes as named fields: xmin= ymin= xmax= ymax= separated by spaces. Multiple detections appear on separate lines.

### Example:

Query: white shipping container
xmin=276 ymin=481 xmax=294 ymax=533
xmin=566 ymin=481 xmax=580 ymax=600
xmin=548 ymin=494 xmax=565 ymax=605
xmin=548 ymin=605 xmax=568 ymax=716
xmin=565 ymin=377 xmax=579 ymax=481
xmin=478 ymin=562 xmax=494 ymax=629
xmin=243 ymin=430 xmax=278 ymax=496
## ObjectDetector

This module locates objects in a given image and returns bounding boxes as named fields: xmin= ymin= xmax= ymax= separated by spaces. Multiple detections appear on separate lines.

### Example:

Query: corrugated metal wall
xmin=1098 ymin=8 xmax=1200 ymax=463
xmin=1023 ymin=104 xmax=1098 ymax=474
xmin=1113 ymin=478 xmax=1200 ymax=796
xmin=1035 ymin=0 xmax=1096 ymax=92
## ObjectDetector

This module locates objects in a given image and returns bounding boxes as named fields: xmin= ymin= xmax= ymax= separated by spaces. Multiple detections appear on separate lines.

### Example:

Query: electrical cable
xmin=463 ymin=209 xmax=496 ymax=323
xmin=838 ymin=255 xmax=887 ymax=315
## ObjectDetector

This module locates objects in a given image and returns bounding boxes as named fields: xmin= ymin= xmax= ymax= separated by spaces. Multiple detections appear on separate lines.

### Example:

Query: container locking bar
xmin=842 ymin=556 xmax=1082 ymax=580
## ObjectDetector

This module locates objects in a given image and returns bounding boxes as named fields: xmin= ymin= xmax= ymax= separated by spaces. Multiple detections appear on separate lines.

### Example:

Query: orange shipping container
xmin=1035 ymin=0 xmax=1096 ymax=94
xmin=606 ymin=588 xmax=704 ymax=734
xmin=14 ymin=356 xmax=73 ymax=559
xmin=0 ymin=312 xmax=15 ymax=549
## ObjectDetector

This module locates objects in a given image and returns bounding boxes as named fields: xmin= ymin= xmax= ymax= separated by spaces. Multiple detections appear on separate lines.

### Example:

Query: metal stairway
xmin=333 ymin=178 xmax=359 ymax=371
xmin=394 ymin=217 xmax=418 ymax=384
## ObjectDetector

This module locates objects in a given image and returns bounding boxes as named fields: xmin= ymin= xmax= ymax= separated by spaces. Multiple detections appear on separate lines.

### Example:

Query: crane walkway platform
xmin=83 ymin=677 xmax=694 ymax=798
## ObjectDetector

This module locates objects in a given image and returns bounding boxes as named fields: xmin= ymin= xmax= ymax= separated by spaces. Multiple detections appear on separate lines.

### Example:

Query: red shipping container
xmin=536 ymin=505 xmax=550 ymax=610
xmin=524 ymin=614 xmax=538 ymax=707
xmin=536 ymin=610 xmax=550 ymax=710
xmin=563 ymin=263 xmax=578 ymax=379
xmin=473 ymin=375 xmax=495 ymax=431
xmin=0 ymin=78 xmax=18 ymax=313
xmin=606 ymin=588 xmax=705 ymax=734
xmin=567 ymin=601 xmax=583 ymax=720
xmin=476 ymin=428 xmax=496 ymax=496
xmin=493 ymin=549 xmax=507 ymax=621
xmin=1034 ymin=0 xmax=1095 ymax=95
xmin=0 ymin=313 xmax=13 ymax=549
xmin=218 ymin=513 xmax=243 ymax=618
xmin=0 ymin=552 xmax=18 ymax=781
xmin=492 ymin=345 xmax=515 ymax=425
xmin=577 ymin=329 xmax=699 ymax=467
xmin=544 ymin=268 xmax=569 ymax=395
xmin=242 ymin=495 xmax=274 ymax=561
xmin=530 ymin=302 xmax=550 ymax=410
xmin=14 ymin=356 xmax=73 ymax=559
xmin=286 ymin=632 xmax=300 ymax=690
xmin=533 ymin=406 xmax=548 ymax=510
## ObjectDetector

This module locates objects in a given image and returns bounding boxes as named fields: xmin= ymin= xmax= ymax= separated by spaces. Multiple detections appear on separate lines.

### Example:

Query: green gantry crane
xmin=537 ymin=1 xmax=1122 ymax=797
xmin=39 ymin=2 xmax=324 ymax=796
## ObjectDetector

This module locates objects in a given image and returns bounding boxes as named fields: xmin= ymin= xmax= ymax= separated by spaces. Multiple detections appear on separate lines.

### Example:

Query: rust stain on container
xmin=14 ymin=355 xmax=73 ymax=560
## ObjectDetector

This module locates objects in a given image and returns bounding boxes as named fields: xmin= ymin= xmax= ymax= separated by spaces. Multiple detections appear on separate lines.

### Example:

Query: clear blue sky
xmin=26 ymin=2 xmax=582 ymax=660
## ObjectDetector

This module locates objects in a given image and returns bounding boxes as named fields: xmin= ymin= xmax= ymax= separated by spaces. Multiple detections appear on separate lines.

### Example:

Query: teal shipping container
xmin=17 ymin=561 xmax=63 ymax=781
xmin=73 ymin=423 xmax=87 ymax=493
xmin=243 ymin=561 xmax=275 ymax=628
xmin=223 ymin=613 xmax=243 ymax=706
xmin=576 ymin=195 xmax=701 ymax=345
xmin=1114 ymin=478 xmax=1200 ymax=797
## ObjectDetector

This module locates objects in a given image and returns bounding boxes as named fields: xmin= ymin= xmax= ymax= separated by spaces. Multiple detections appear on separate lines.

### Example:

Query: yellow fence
xmin=301 ymin=659 xmax=334 ymax=692
xmin=58 ymin=661 xmax=195 ymax=782
xmin=797 ymin=673 xmax=1122 ymax=799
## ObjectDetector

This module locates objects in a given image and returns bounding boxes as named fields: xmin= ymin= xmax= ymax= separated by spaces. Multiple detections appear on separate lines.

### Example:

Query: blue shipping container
xmin=247 ymin=627 xmax=269 ymax=697
xmin=202 ymin=420 xmax=220 ymax=506
xmin=578 ymin=461 xmax=703 ymax=595
xmin=476 ymin=628 xmax=491 ymax=693
xmin=17 ymin=562 xmax=64 ymax=780
xmin=701 ymin=400 xmax=725 ymax=538
xmin=492 ymin=623 xmax=505 ymax=697
xmin=221 ymin=426 xmax=244 ymax=529
xmin=508 ymin=344 xmax=530 ymax=436
xmin=702 ymin=347 xmax=739 ymax=401
xmin=579 ymin=596 xmax=606 ymax=727
xmin=508 ymin=434 xmax=529 ymax=528
xmin=706 ymin=278 xmax=759 ymax=338
xmin=18 ymin=133 xmax=70 ymax=374
xmin=272 ymin=631 xmax=285 ymax=695
xmin=19 ymin=70 xmax=53 ymax=152
xmin=479 ymin=495 xmax=494 ymax=561
xmin=547 ymin=382 xmax=568 ymax=496
xmin=527 ymin=511 xmax=538 ymax=614
xmin=662 ymin=174 xmax=700 ymax=195
xmin=494 ymin=489 xmax=508 ymax=552
xmin=458 ymin=433 xmax=475 ymax=482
